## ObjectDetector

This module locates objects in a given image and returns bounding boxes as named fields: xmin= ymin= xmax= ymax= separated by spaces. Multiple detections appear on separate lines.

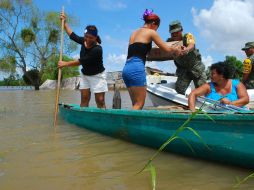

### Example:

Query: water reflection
xmin=0 ymin=86 xmax=34 ymax=91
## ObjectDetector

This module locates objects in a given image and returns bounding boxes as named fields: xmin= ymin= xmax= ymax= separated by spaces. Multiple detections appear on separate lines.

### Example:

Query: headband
xmin=85 ymin=29 xmax=98 ymax=37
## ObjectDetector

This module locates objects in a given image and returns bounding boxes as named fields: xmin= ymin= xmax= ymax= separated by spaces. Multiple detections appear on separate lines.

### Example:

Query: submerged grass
xmin=234 ymin=173 xmax=254 ymax=188
xmin=138 ymin=103 xmax=215 ymax=190
xmin=137 ymin=101 xmax=254 ymax=189
xmin=144 ymin=163 xmax=156 ymax=190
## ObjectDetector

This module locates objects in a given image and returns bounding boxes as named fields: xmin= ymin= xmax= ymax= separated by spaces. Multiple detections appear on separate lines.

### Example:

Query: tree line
xmin=0 ymin=0 xmax=79 ymax=89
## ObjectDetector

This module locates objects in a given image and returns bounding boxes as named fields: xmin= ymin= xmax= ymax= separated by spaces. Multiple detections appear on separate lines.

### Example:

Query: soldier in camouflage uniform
xmin=242 ymin=41 xmax=254 ymax=89
xmin=167 ymin=20 xmax=207 ymax=95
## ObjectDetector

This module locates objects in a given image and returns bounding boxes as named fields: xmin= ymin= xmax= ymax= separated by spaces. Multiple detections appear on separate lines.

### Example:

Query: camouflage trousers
xmin=175 ymin=69 xmax=207 ymax=95
xmin=245 ymin=80 xmax=254 ymax=89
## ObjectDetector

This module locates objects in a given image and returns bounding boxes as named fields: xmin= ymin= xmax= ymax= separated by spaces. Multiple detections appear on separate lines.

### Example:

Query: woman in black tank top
xmin=127 ymin=42 xmax=152 ymax=62
xmin=122 ymin=9 xmax=181 ymax=110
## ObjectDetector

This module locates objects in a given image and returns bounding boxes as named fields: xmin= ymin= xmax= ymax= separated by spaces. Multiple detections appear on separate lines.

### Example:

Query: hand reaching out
xmin=171 ymin=45 xmax=182 ymax=58
xmin=180 ymin=46 xmax=190 ymax=55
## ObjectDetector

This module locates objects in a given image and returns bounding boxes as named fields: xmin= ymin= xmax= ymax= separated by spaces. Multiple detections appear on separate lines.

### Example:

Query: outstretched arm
xmin=151 ymin=30 xmax=181 ymax=56
xmin=60 ymin=12 xmax=83 ymax=44
xmin=58 ymin=60 xmax=80 ymax=68
xmin=181 ymin=43 xmax=195 ymax=55
xmin=60 ymin=12 xmax=72 ymax=36
xmin=188 ymin=83 xmax=210 ymax=112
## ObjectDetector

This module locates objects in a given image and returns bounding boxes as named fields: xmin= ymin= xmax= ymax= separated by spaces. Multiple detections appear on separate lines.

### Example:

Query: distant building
xmin=146 ymin=66 xmax=175 ymax=76
xmin=106 ymin=71 xmax=125 ymax=89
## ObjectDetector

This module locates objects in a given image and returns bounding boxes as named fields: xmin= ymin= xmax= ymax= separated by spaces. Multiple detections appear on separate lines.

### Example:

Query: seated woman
xmin=188 ymin=62 xmax=249 ymax=112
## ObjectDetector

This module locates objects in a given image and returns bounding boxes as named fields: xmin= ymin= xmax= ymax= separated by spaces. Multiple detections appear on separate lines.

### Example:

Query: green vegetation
xmin=139 ymin=104 xmax=214 ymax=190
xmin=224 ymin=56 xmax=243 ymax=79
xmin=0 ymin=0 xmax=79 ymax=90
xmin=0 ymin=74 xmax=27 ymax=86
xmin=0 ymin=54 xmax=80 ymax=87
xmin=0 ymin=56 xmax=16 ymax=74
xmin=140 ymin=103 xmax=254 ymax=189
xmin=206 ymin=56 xmax=243 ymax=80
xmin=40 ymin=55 xmax=80 ymax=83
xmin=144 ymin=163 xmax=156 ymax=190
xmin=234 ymin=173 xmax=254 ymax=188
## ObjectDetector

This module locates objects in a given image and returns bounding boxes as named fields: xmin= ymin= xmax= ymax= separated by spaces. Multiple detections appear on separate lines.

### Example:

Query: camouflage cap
xmin=242 ymin=42 xmax=254 ymax=50
xmin=169 ymin=20 xmax=183 ymax=33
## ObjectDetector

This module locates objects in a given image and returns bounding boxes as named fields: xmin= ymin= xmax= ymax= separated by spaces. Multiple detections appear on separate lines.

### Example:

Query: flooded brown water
xmin=0 ymin=89 xmax=254 ymax=190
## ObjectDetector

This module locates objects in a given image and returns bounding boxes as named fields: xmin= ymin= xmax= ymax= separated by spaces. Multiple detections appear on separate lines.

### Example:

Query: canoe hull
xmin=59 ymin=104 xmax=254 ymax=169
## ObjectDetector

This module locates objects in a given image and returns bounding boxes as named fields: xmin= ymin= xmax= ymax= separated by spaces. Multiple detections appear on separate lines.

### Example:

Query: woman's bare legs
xmin=127 ymin=86 xmax=146 ymax=110
xmin=80 ymin=89 xmax=91 ymax=107
xmin=95 ymin=92 xmax=106 ymax=108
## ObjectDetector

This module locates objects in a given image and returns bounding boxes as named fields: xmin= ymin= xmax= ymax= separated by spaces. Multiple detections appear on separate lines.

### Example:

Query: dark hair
xmin=85 ymin=25 xmax=101 ymax=44
xmin=96 ymin=35 xmax=102 ymax=44
xmin=210 ymin=62 xmax=230 ymax=79
xmin=142 ymin=9 xmax=160 ymax=26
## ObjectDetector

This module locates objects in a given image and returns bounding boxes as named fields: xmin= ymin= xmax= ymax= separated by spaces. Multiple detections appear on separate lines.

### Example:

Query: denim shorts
xmin=122 ymin=57 xmax=146 ymax=87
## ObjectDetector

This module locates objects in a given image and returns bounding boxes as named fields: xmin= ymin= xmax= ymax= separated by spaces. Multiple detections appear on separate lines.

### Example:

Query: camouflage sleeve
xmin=243 ymin=58 xmax=252 ymax=74
xmin=166 ymin=38 xmax=171 ymax=42
xmin=185 ymin=33 xmax=196 ymax=45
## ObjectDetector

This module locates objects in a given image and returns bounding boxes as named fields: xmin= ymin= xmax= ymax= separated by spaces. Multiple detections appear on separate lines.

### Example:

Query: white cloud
xmin=192 ymin=0 xmax=254 ymax=57
xmin=96 ymin=0 xmax=127 ymax=11
xmin=106 ymin=53 xmax=126 ymax=64
xmin=104 ymin=35 xmax=128 ymax=51
xmin=105 ymin=56 xmax=177 ymax=73
xmin=104 ymin=54 xmax=178 ymax=73
xmin=105 ymin=53 xmax=126 ymax=71
xmin=202 ymin=55 xmax=214 ymax=68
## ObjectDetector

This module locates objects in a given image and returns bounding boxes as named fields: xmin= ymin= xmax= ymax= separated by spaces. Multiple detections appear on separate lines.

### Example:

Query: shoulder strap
xmin=232 ymin=79 xmax=240 ymax=87
xmin=209 ymin=82 xmax=216 ymax=92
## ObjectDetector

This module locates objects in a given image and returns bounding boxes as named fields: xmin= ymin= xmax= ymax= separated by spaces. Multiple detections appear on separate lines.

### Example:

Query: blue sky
xmin=31 ymin=0 xmax=254 ymax=73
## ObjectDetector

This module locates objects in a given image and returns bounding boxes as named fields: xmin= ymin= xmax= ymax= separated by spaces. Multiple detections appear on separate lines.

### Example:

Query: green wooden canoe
xmin=59 ymin=103 xmax=254 ymax=169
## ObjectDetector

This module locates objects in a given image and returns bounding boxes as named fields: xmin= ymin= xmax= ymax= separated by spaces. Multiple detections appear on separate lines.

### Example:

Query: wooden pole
xmin=112 ymin=81 xmax=121 ymax=109
xmin=53 ymin=6 xmax=65 ymax=127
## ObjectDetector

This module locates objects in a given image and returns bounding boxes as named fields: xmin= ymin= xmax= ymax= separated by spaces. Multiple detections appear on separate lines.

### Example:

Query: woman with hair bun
xmin=122 ymin=9 xmax=182 ymax=110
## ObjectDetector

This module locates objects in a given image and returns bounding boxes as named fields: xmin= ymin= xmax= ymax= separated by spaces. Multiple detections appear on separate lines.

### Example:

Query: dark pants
xmin=245 ymin=80 xmax=254 ymax=89
xmin=175 ymin=71 xmax=206 ymax=95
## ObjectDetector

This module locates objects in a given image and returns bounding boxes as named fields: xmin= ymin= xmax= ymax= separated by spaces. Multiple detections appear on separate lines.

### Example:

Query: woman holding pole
xmin=58 ymin=12 xmax=108 ymax=108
